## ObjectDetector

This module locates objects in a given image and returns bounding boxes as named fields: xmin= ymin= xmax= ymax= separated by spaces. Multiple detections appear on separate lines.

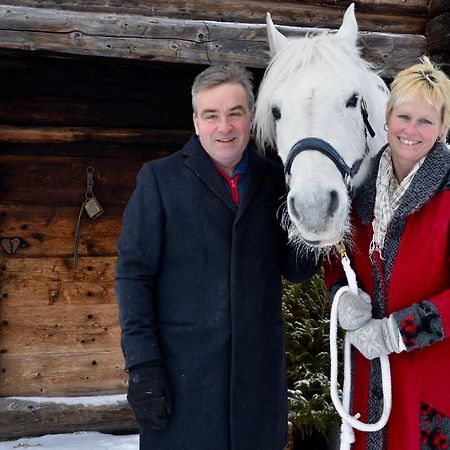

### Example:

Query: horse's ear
xmin=266 ymin=12 xmax=288 ymax=57
xmin=336 ymin=3 xmax=358 ymax=45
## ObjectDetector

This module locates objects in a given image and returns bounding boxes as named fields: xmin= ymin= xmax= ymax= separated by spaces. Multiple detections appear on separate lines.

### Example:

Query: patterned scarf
xmin=370 ymin=146 xmax=425 ymax=257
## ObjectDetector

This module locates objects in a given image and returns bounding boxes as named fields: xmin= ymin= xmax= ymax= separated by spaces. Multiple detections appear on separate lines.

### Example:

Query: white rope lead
xmin=330 ymin=246 xmax=392 ymax=450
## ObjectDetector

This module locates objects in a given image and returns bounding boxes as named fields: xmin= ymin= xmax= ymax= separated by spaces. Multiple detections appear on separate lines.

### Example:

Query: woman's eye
xmin=271 ymin=106 xmax=281 ymax=120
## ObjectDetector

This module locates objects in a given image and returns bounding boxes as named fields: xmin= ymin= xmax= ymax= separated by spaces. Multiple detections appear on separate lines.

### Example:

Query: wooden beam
xmin=0 ymin=5 xmax=427 ymax=78
xmin=0 ymin=125 xmax=191 ymax=146
xmin=0 ymin=396 xmax=136 ymax=440
xmin=0 ymin=204 xmax=121 ymax=257
xmin=0 ymin=0 xmax=430 ymax=33
xmin=0 ymin=154 xmax=148 ymax=207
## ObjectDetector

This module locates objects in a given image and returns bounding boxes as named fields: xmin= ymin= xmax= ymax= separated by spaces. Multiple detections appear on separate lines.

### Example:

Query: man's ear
xmin=193 ymin=112 xmax=199 ymax=135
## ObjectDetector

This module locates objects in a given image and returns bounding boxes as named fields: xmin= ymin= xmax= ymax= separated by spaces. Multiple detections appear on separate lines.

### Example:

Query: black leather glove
xmin=127 ymin=363 xmax=173 ymax=430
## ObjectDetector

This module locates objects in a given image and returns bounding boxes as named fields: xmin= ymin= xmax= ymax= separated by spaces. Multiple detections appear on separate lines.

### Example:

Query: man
xmin=115 ymin=63 xmax=317 ymax=450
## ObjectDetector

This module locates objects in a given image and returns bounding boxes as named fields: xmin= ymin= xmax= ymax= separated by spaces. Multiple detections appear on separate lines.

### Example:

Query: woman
xmin=325 ymin=56 xmax=450 ymax=450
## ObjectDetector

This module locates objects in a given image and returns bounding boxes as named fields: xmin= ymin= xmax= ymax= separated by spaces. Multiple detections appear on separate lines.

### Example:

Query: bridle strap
xmin=360 ymin=99 xmax=375 ymax=138
xmin=284 ymin=137 xmax=363 ymax=180
xmin=284 ymin=98 xmax=376 ymax=189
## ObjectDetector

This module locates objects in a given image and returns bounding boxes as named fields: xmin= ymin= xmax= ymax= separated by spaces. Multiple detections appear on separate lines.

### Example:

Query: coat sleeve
xmin=115 ymin=163 xmax=164 ymax=370
xmin=281 ymin=243 xmax=320 ymax=283
xmin=391 ymin=253 xmax=450 ymax=352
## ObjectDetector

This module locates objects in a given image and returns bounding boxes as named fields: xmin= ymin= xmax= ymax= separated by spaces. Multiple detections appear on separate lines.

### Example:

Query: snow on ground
xmin=0 ymin=432 xmax=139 ymax=449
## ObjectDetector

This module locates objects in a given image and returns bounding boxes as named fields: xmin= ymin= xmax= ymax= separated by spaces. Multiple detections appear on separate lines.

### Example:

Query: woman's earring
xmin=384 ymin=123 xmax=388 ymax=131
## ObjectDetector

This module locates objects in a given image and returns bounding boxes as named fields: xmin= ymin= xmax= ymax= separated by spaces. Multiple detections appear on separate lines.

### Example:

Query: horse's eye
xmin=346 ymin=93 xmax=359 ymax=108
xmin=271 ymin=106 xmax=281 ymax=120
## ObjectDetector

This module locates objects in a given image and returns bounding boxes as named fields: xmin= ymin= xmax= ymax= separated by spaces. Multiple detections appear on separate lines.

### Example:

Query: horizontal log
xmin=0 ymin=349 xmax=127 ymax=396
xmin=0 ymin=154 xmax=146 ymax=207
xmin=1 ymin=302 xmax=120 ymax=348
xmin=0 ymin=96 xmax=192 ymax=128
xmin=0 ymin=5 xmax=427 ymax=78
xmin=0 ymin=396 xmax=136 ymax=441
xmin=0 ymin=256 xmax=116 ymax=302
xmin=0 ymin=125 xmax=191 ymax=146
xmin=0 ymin=0 xmax=429 ymax=33
xmin=0 ymin=255 xmax=116 ymax=282
xmin=0 ymin=204 xmax=121 ymax=257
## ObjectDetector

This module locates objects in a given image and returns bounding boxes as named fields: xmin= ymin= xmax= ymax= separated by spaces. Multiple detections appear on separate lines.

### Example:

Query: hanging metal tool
xmin=73 ymin=166 xmax=104 ymax=269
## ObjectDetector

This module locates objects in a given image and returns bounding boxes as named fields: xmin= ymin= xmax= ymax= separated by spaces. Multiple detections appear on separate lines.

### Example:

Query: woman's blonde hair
xmin=386 ymin=56 xmax=450 ymax=140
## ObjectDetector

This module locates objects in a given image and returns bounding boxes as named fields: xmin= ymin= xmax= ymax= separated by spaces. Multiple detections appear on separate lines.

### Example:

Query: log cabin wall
xmin=0 ymin=0 xmax=446 ymax=439
xmin=0 ymin=56 xmax=201 ymax=399
xmin=427 ymin=0 xmax=450 ymax=72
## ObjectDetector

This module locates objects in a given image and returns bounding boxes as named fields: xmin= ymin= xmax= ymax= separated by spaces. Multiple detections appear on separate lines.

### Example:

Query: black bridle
xmin=284 ymin=99 xmax=376 ymax=191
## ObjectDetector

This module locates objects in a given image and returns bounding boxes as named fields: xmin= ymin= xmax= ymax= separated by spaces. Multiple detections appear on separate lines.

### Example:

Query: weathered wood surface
xmin=0 ymin=396 xmax=136 ymax=440
xmin=0 ymin=125 xmax=191 ymax=146
xmin=0 ymin=205 xmax=120 ymax=257
xmin=0 ymin=154 xmax=146 ymax=207
xmin=0 ymin=0 xmax=430 ymax=33
xmin=0 ymin=5 xmax=427 ymax=78
xmin=0 ymin=256 xmax=128 ymax=396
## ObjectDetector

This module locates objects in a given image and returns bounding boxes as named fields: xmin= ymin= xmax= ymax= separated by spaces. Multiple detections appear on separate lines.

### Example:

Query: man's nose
xmin=218 ymin=116 xmax=233 ymax=133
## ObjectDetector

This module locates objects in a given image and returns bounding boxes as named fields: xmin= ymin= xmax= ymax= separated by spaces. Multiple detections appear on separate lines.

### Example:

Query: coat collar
xmin=182 ymin=135 xmax=268 ymax=218
xmin=354 ymin=142 xmax=450 ymax=284
xmin=354 ymin=142 xmax=450 ymax=225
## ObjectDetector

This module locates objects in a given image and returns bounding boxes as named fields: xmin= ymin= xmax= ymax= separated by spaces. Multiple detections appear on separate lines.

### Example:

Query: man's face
xmin=193 ymin=82 xmax=253 ymax=175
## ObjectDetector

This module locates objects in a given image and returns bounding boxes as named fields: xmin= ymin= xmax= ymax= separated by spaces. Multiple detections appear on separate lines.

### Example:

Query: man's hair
xmin=386 ymin=56 xmax=450 ymax=139
xmin=191 ymin=63 xmax=255 ymax=114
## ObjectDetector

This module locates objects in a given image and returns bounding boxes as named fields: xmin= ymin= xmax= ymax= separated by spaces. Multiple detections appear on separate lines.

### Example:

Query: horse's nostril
xmin=327 ymin=190 xmax=339 ymax=216
xmin=288 ymin=197 xmax=301 ymax=222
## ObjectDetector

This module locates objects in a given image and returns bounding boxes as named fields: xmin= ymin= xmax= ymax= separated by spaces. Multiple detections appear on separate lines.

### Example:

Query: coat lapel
xmin=182 ymin=135 xmax=237 ymax=213
xmin=182 ymin=136 xmax=270 ymax=218
xmin=235 ymin=145 xmax=268 ymax=223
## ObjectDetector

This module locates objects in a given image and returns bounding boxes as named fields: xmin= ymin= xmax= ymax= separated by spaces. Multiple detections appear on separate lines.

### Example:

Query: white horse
xmin=254 ymin=3 xmax=389 ymax=252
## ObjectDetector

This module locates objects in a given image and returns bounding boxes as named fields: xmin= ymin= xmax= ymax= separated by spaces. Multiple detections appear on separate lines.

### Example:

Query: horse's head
xmin=254 ymin=3 xmax=388 ymax=251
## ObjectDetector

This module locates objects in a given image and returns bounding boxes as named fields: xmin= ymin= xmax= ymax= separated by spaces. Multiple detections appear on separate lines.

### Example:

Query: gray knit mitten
xmin=347 ymin=316 xmax=402 ymax=360
xmin=337 ymin=288 xmax=372 ymax=331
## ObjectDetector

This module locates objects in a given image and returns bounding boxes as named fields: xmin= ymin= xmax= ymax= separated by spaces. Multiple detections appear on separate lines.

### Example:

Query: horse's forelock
xmin=254 ymin=30 xmax=369 ymax=153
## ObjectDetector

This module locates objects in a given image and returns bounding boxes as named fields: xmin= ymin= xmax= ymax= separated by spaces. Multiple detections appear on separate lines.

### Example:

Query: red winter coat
xmin=324 ymin=143 xmax=450 ymax=450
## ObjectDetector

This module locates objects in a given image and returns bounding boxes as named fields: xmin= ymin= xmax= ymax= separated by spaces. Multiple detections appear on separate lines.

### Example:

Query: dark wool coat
xmin=116 ymin=136 xmax=316 ymax=450
xmin=325 ymin=143 xmax=450 ymax=450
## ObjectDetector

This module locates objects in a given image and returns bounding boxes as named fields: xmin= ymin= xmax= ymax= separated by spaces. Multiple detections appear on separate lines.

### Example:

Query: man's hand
xmin=347 ymin=316 xmax=403 ymax=360
xmin=127 ymin=364 xmax=173 ymax=430
xmin=337 ymin=288 xmax=372 ymax=331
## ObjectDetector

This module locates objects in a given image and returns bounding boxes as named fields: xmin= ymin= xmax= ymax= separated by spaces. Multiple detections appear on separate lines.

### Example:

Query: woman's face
xmin=387 ymin=95 xmax=444 ymax=179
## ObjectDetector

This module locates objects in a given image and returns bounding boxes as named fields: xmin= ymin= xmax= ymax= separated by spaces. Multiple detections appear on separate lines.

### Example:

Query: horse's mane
xmin=254 ymin=30 xmax=373 ymax=150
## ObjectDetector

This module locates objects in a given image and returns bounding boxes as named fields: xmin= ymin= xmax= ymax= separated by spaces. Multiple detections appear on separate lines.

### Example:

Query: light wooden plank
xmin=0 ymin=0 xmax=430 ymax=32
xmin=0 ymin=350 xmax=127 ymax=396
xmin=0 ymin=5 xmax=427 ymax=78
